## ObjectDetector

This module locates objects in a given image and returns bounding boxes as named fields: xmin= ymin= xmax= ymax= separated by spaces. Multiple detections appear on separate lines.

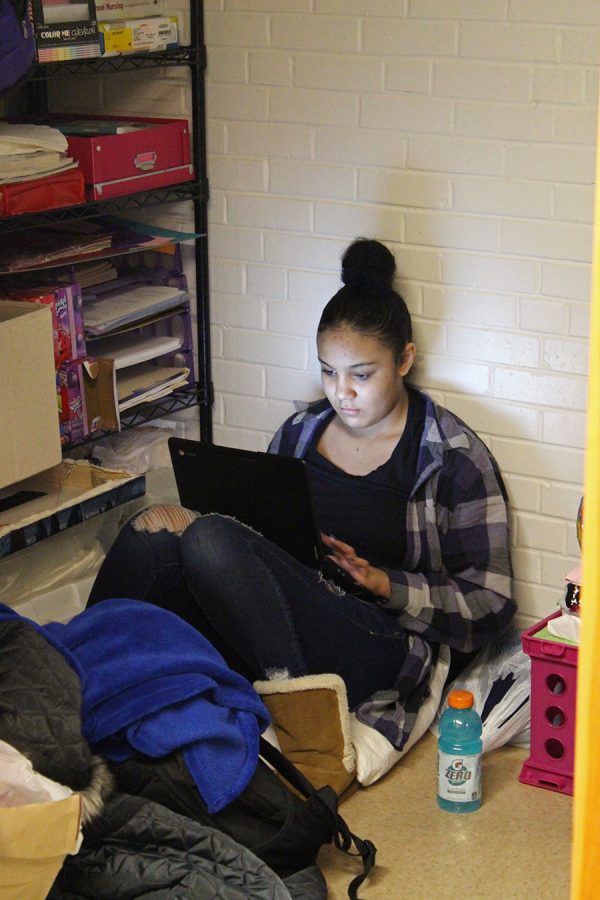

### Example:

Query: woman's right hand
xmin=321 ymin=533 xmax=391 ymax=599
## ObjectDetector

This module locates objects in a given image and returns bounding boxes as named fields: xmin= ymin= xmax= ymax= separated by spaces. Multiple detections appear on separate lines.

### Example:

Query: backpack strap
xmin=259 ymin=737 xmax=377 ymax=900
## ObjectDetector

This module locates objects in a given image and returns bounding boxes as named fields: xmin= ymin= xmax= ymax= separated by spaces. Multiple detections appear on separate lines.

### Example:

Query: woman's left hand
xmin=321 ymin=533 xmax=391 ymax=599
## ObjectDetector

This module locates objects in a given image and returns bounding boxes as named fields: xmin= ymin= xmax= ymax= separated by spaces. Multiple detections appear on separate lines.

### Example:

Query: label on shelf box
xmin=95 ymin=0 xmax=163 ymax=21
xmin=98 ymin=16 xmax=179 ymax=55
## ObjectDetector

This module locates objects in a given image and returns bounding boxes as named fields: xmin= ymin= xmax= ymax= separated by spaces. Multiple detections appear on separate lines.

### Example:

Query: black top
xmin=305 ymin=386 xmax=426 ymax=569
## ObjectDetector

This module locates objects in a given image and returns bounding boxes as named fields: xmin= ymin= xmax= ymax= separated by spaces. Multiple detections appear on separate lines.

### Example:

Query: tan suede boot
xmin=254 ymin=673 xmax=356 ymax=798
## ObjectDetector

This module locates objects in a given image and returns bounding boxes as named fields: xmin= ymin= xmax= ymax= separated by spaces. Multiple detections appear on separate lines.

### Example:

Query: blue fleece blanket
xmin=0 ymin=599 xmax=270 ymax=813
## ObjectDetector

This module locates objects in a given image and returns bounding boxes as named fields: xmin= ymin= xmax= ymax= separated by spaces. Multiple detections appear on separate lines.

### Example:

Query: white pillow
xmin=351 ymin=644 xmax=450 ymax=786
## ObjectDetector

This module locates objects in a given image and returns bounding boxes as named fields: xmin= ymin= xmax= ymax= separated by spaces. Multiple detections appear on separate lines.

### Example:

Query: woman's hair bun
xmin=340 ymin=238 xmax=396 ymax=297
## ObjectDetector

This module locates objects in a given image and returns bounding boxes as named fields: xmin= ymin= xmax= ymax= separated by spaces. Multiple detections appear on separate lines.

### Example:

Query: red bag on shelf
xmin=0 ymin=168 xmax=85 ymax=217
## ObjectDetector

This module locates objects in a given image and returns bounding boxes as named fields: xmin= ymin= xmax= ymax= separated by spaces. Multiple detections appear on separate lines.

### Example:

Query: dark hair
xmin=317 ymin=238 xmax=412 ymax=360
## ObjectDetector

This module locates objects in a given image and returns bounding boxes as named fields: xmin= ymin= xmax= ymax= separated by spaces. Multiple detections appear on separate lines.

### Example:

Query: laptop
xmin=168 ymin=436 xmax=324 ymax=567
xmin=168 ymin=436 xmax=371 ymax=596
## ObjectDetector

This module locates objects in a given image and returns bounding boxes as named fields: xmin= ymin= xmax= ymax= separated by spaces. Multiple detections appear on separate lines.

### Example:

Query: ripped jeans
xmin=88 ymin=506 xmax=409 ymax=710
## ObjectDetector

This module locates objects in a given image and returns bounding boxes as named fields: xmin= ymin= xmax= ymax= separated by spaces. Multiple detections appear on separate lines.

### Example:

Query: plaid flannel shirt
xmin=268 ymin=389 xmax=515 ymax=749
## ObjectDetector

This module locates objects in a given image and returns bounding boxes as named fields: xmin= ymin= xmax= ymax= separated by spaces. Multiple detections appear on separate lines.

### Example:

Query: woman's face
xmin=317 ymin=327 xmax=415 ymax=434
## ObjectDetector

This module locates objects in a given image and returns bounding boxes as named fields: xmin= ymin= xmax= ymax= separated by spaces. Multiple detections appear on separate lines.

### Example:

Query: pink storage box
xmin=0 ymin=284 xmax=86 ymax=367
xmin=519 ymin=611 xmax=578 ymax=795
xmin=56 ymin=115 xmax=193 ymax=200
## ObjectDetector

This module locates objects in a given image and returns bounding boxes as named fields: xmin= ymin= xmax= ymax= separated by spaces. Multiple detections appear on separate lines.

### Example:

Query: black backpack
xmin=111 ymin=736 xmax=377 ymax=900
xmin=0 ymin=0 xmax=36 ymax=96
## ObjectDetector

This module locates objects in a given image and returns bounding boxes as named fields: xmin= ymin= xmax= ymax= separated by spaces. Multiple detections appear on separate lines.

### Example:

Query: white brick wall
xmin=21 ymin=0 xmax=590 ymax=625
xmin=204 ymin=0 xmax=596 ymax=624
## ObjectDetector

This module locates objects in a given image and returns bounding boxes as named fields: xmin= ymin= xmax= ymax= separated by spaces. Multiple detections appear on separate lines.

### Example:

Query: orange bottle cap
xmin=448 ymin=689 xmax=474 ymax=709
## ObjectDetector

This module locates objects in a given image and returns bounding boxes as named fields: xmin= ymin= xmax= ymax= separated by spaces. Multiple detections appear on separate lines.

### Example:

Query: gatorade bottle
xmin=437 ymin=689 xmax=482 ymax=813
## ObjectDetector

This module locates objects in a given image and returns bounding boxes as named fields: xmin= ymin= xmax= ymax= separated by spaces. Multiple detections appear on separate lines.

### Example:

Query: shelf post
xmin=190 ymin=0 xmax=213 ymax=443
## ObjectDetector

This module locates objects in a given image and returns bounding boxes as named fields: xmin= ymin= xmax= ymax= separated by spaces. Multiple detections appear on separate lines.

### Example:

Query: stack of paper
xmin=46 ymin=260 xmax=119 ymax=289
xmin=82 ymin=284 xmax=189 ymax=336
xmin=117 ymin=364 xmax=191 ymax=412
xmin=0 ymin=222 xmax=113 ymax=272
xmin=84 ymin=283 xmax=191 ymax=411
xmin=1 ymin=216 xmax=201 ymax=274
xmin=91 ymin=332 xmax=183 ymax=369
xmin=80 ymin=262 xmax=192 ymax=412
xmin=0 ymin=124 xmax=78 ymax=185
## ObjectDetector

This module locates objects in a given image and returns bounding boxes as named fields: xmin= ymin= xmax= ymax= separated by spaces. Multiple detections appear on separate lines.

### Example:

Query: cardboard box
xmin=57 ymin=356 xmax=119 ymax=446
xmin=0 ymin=794 xmax=81 ymax=900
xmin=58 ymin=115 xmax=193 ymax=200
xmin=98 ymin=15 xmax=178 ymax=55
xmin=0 ymin=460 xmax=146 ymax=558
xmin=0 ymin=284 xmax=86 ymax=367
xmin=32 ymin=0 xmax=102 ymax=62
xmin=95 ymin=0 xmax=163 ymax=21
xmin=0 ymin=302 xmax=62 ymax=491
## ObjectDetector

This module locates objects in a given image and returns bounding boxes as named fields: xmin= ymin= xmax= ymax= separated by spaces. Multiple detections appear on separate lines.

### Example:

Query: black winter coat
xmin=49 ymin=793 xmax=299 ymax=899
xmin=0 ymin=617 xmax=326 ymax=899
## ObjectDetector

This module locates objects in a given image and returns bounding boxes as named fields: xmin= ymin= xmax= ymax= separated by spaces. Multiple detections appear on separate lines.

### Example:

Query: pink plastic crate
xmin=519 ymin=611 xmax=578 ymax=795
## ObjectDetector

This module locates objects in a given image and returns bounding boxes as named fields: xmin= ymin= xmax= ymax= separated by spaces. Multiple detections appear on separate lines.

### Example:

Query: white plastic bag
xmin=88 ymin=425 xmax=176 ymax=474
xmin=0 ymin=739 xmax=79 ymax=814
xmin=430 ymin=628 xmax=531 ymax=753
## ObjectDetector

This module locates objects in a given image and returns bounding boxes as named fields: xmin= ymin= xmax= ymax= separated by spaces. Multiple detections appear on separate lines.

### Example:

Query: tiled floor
xmin=4 ymin=462 xmax=572 ymax=899
xmin=319 ymin=731 xmax=572 ymax=899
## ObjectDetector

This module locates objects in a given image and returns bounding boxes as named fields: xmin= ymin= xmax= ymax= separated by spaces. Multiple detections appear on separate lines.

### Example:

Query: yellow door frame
xmin=570 ymin=101 xmax=600 ymax=898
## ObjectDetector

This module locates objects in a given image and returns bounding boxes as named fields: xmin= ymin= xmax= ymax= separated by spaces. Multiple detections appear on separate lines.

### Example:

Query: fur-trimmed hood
xmin=0 ymin=617 xmax=113 ymax=825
